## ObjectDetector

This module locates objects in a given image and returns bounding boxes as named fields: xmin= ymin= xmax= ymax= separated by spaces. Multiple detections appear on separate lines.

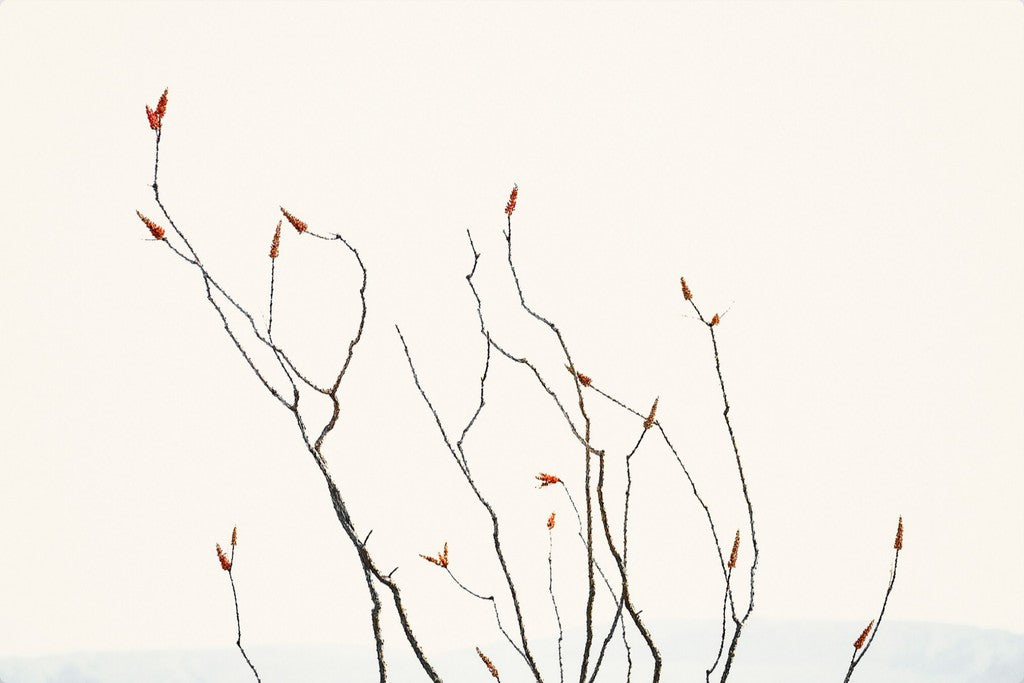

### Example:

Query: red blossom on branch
xmin=504 ymin=184 xmax=518 ymax=217
xmin=419 ymin=542 xmax=449 ymax=568
xmin=216 ymin=543 xmax=232 ymax=571
xmin=269 ymin=221 xmax=282 ymax=259
xmin=280 ymin=207 xmax=308 ymax=234
xmin=854 ymin=620 xmax=874 ymax=649
xmin=680 ymin=276 xmax=693 ymax=301
xmin=145 ymin=88 xmax=169 ymax=130
xmin=547 ymin=512 xmax=556 ymax=530
xmin=136 ymin=210 xmax=165 ymax=240
xmin=564 ymin=365 xmax=592 ymax=387
xmin=728 ymin=530 xmax=740 ymax=569
xmin=536 ymin=472 xmax=561 ymax=488
xmin=711 ymin=313 xmax=721 ymax=326
xmin=894 ymin=516 xmax=904 ymax=551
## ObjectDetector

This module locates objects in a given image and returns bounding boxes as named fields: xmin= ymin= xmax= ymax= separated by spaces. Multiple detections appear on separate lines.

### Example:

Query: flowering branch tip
xmin=280 ymin=207 xmax=308 ymax=233
xmin=894 ymin=516 xmax=903 ymax=551
xmin=728 ymin=530 xmax=740 ymax=569
xmin=419 ymin=542 xmax=449 ymax=568
xmin=854 ymin=620 xmax=874 ymax=649
xmin=270 ymin=221 xmax=282 ymax=259
xmin=476 ymin=647 xmax=500 ymax=679
xmin=216 ymin=543 xmax=232 ymax=571
xmin=136 ymin=211 xmax=165 ymax=240
xmin=564 ymin=364 xmax=592 ymax=387
xmin=504 ymin=184 xmax=518 ymax=217
xmin=643 ymin=397 xmax=659 ymax=430
xmin=680 ymin=276 xmax=692 ymax=301
xmin=536 ymin=472 xmax=561 ymax=488
xmin=547 ymin=512 xmax=556 ymax=530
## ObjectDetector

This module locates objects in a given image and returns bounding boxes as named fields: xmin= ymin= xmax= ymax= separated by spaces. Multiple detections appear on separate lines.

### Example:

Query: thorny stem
xmin=558 ymin=485 xmax=632 ymax=683
xmin=706 ymin=568 xmax=733 ymax=682
xmin=683 ymin=299 xmax=759 ymax=682
xmin=596 ymin=436 xmax=662 ymax=682
xmin=502 ymin=215 xmax=597 ymax=683
xmin=227 ymin=545 xmax=261 ymax=682
xmin=146 ymin=126 xmax=441 ymax=682
xmin=268 ymin=257 xmax=276 ymax=338
xmin=443 ymin=567 xmax=530 ymax=666
xmin=549 ymin=530 xmax=565 ymax=683
xmin=843 ymin=548 xmax=901 ymax=683
xmin=398 ymin=326 xmax=544 ymax=683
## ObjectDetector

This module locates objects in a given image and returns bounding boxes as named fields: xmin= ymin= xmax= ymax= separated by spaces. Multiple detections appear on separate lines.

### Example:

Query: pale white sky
xmin=0 ymin=0 xmax=1021 ymax=671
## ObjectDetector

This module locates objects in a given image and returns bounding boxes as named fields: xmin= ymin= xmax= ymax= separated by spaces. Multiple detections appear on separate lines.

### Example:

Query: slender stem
xmin=705 ymin=568 xmax=733 ymax=682
xmin=227 ymin=546 xmax=261 ymax=682
xmin=596 ymin=436 xmax=662 ymax=682
xmin=146 ymin=127 xmax=441 ymax=682
xmin=549 ymin=530 xmax=565 ymax=683
xmin=843 ymin=549 xmax=901 ymax=682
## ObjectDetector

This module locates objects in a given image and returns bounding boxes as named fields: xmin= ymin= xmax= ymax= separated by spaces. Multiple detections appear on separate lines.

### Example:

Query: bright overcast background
xmin=0 ymin=0 xmax=1021 ymax=669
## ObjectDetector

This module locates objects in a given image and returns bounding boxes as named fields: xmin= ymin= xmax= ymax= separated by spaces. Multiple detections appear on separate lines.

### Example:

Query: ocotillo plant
xmin=134 ymin=88 xmax=903 ymax=682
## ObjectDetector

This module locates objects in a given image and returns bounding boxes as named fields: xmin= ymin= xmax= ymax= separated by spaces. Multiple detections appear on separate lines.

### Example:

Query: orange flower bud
xmin=547 ymin=512 xmax=556 ymax=530
xmin=711 ymin=313 xmax=720 ymax=326
xmin=136 ymin=210 xmax=165 ymax=240
xmin=680 ymin=276 xmax=692 ymax=301
xmin=854 ymin=620 xmax=873 ymax=649
xmin=476 ymin=647 xmax=500 ymax=679
xmin=728 ymin=530 xmax=740 ymax=569
xmin=270 ymin=221 xmax=282 ymax=259
xmin=216 ymin=543 xmax=232 ymax=571
xmin=894 ymin=516 xmax=903 ymax=551
xmin=280 ymin=207 xmax=308 ymax=233
xmin=536 ymin=473 xmax=561 ymax=488
xmin=419 ymin=542 xmax=449 ymax=568
xmin=504 ymin=184 xmax=518 ymax=217
xmin=564 ymin=365 xmax=592 ymax=387
xmin=231 ymin=526 xmax=238 ymax=547
xmin=643 ymin=398 xmax=659 ymax=430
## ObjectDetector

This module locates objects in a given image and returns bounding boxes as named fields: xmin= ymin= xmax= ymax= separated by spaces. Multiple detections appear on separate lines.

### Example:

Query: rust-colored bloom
xmin=216 ymin=543 xmax=232 ymax=571
xmin=280 ymin=207 xmax=308 ymax=233
xmin=419 ymin=542 xmax=449 ymax=569
xmin=680 ymin=276 xmax=693 ymax=301
xmin=547 ymin=512 xmax=556 ymax=530
xmin=145 ymin=88 xmax=168 ymax=130
xmin=643 ymin=397 xmax=659 ymax=430
xmin=854 ymin=620 xmax=874 ymax=649
xmin=155 ymin=89 xmax=169 ymax=120
xmin=504 ymin=184 xmax=518 ymax=217
xmin=728 ymin=530 xmax=740 ymax=569
xmin=231 ymin=526 xmax=238 ymax=547
xmin=711 ymin=313 xmax=721 ymax=326
xmin=536 ymin=472 xmax=561 ymax=488
xmin=269 ymin=221 xmax=282 ymax=259
xmin=476 ymin=647 xmax=500 ymax=680
xmin=136 ymin=210 xmax=165 ymax=240
xmin=894 ymin=516 xmax=903 ymax=551
xmin=564 ymin=365 xmax=592 ymax=387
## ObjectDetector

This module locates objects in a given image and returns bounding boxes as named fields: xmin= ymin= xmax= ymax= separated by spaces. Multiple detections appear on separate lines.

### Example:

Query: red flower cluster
xmin=728 ymin=530 xmax=740 ymax=569
xmin=216 ymin=543 xmax=232 ymax=571
xmin=419 ymin=542 xmax=449 ymax=568
xmin=505 ymin=184 xmax=518 ymax=217
xmin=854 ymin=620 xmax=874 ymax=649
xmin=136 ymin=210 xmax=165 ymax=240
xmin=145 ymin=89 xmax=169 ymax=130
xmin=270 ymin=221 xmax=282 ymax=259
xmin=547 ymin=512 xmax=556 ymax=530
xmin=680 ymin=276 xmax=693 ymax=301
xmin=280 ymin=207 xmax=308 ymax=234
xmin=536 ymin=473 xmax=561 ymax=488
xmin=565 ymin=365 xmax=592 ymax=387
